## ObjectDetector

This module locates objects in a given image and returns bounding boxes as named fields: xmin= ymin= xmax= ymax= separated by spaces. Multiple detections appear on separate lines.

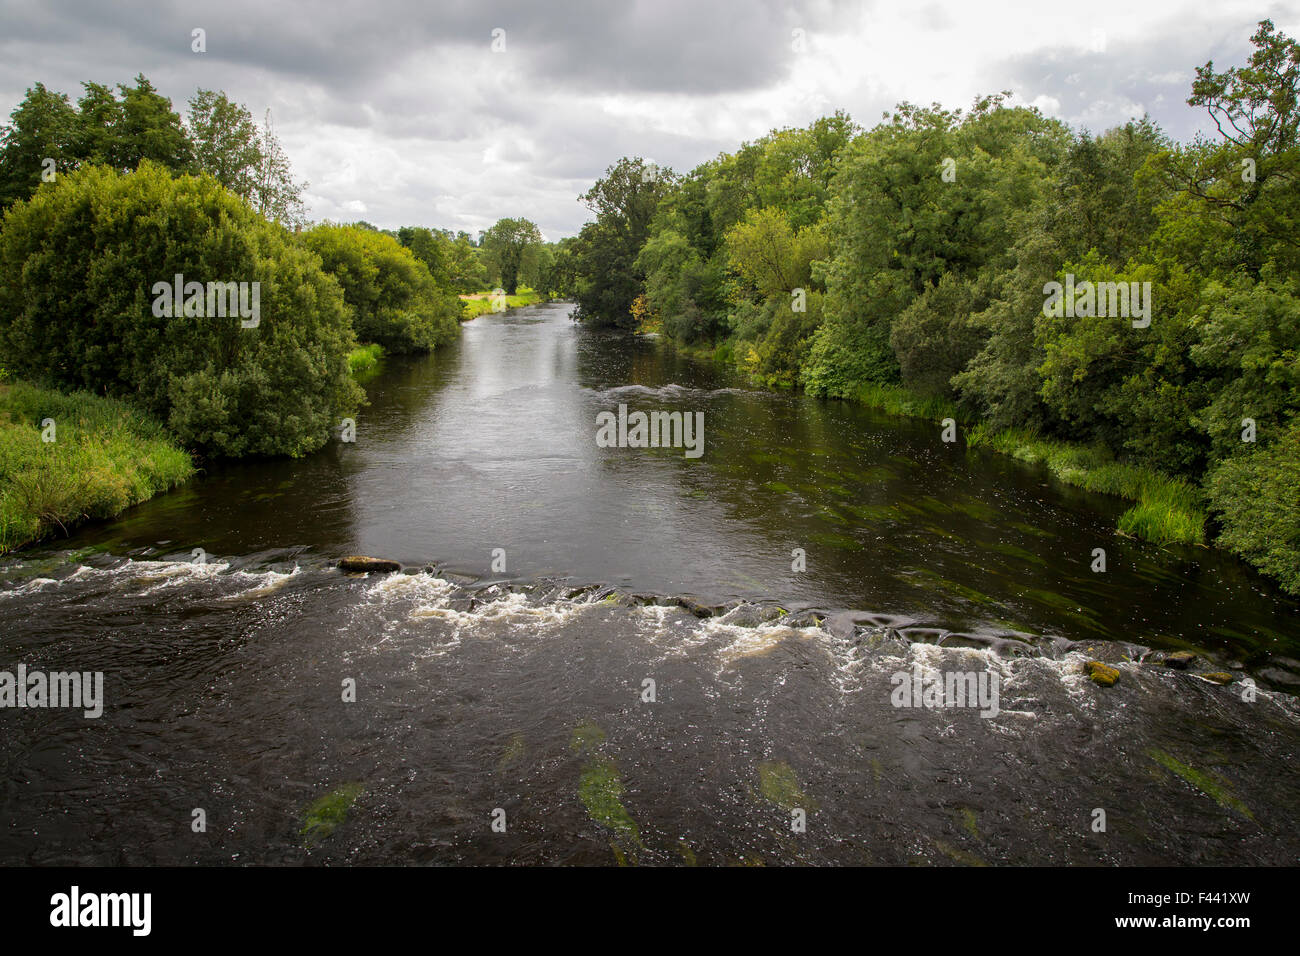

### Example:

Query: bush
xmin=890 ymin=273 xmax=986 ymax=397
xmin=1206 ymin=420 xmax=1300 ymax=594
xmin=0 ymin=161 xmax=362 ymax=457
xmin=302 ymin=223 xmax=461 ymax=353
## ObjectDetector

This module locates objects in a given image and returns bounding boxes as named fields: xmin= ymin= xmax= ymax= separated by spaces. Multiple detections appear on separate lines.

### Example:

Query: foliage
xmin=479 ymin=217 xmax=543 ymax=295
xmin=0 ymin=75 xmax=309 ymax=226
xmin=571 ymin=157 xmax=678 ymax=328
xmin=0 ymin=161 xmax=362 ymax=458
xmin=302 ymin=223 xmax=461 ymax=353
xmin=567 ymin=21 xmax=1300 ymax=592
xmin=1206 ymin=418 xmax=1300 ymax=593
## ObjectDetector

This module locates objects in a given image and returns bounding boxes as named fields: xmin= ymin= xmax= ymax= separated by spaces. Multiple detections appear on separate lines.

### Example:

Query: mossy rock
xmin=1084 ymin=660 xmax=1120 ymax=686
xmin=1199 ymin=672 xmax=1235 ymax=685
xmin=1164 ymin=650 xmax=1196 ymax=669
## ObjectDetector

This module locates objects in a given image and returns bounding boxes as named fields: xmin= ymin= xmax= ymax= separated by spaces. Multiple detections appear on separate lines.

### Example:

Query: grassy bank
xmin=347 ymin=343 xmax=384 ymax=374
xmin=848 ymin=382 xmax=1206 ymax=546
xmin=0 ymin=381 xmax=195 ymax=554
xmin=458 ymin=287 xmax=547 ymax=319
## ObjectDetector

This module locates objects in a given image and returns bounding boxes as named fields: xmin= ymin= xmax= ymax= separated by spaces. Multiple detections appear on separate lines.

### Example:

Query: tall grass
xmin=963 ymin=424 xmax=1205 ymax=545
xmin=0 ymin=382 xmax=195 ymax=553
xmin=347 ymin=343 xmax=384 ymax=374
xmin=853 ymin=382 xmax=961 ymax=422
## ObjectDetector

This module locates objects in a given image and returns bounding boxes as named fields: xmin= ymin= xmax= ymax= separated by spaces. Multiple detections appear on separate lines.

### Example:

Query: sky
xmin=1 ymin=0 xmax=1296 ymax=240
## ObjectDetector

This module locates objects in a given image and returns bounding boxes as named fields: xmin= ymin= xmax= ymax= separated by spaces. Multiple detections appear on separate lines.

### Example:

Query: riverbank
xmin=459 ymin=288 xmax=548 ymax=319
xmin=0 ymin=381 xmax=195 ymax=554
xmin=657 ymin=336 xmax=1207 ymax=549
xmin=346 ymin=343 xmax=384 ymax=374
xmin=848 ymin=381 xmax=1206 ymax=547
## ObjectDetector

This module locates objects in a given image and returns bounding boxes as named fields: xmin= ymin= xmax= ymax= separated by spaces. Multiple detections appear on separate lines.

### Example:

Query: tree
xmin=252 ymin=109 xmax=307 ymax=228
xmin=479 ymin=217 xmax=542 ymax=294
xmin=302 ymin=224 xmax=461 ymax=353
xmin=115 ymin=74 xmax=193 ymax=172
xmin=572 ymin=158 xmax=676 ymax=327
xmin=0 ymin=75 xmax=193 ymax=210
xmin=0 ymin=83 xmax=79 ymax=209
xmin=1151 ymin=20 xmax=1300 ymax=275
xmin=187 ymin=89 xmax=263 ymax=198
xmin=0 ymin=161 xmax=361 ymax=458
xmin=73 ymin=75 xmax=192 ymax=174
xmin=1207 ymin=417 xmax=1300 ymax=594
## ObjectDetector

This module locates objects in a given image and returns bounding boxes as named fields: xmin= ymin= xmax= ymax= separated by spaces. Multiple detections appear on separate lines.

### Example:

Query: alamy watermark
xmin=1043 ymin=274 xmax=1151 ymax=328
xmin=890 ymin=663 xmax=1000 ymax=718
xmin=151 ymin=273 xmax=260 ymax=328
xmin=50 ymin=886 xmax=150 ymax=936
xmin=595 ymin=404 xmax=704 ymax=459
xmin=0 ymin=664 xmax=103 ymax=718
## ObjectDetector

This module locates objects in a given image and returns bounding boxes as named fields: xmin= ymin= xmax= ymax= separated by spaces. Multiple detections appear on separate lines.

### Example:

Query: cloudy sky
xmin=1 ymin=0 xmax=1294 ymax=239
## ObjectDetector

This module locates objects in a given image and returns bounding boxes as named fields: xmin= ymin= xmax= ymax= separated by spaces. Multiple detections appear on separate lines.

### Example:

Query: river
xmin=2 ymin=301 xmax=1297 ymax=865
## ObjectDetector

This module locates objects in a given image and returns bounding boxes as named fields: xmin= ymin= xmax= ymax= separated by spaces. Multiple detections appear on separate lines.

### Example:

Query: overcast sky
xmin=1 ymin=0 xmax=1295 ymax=239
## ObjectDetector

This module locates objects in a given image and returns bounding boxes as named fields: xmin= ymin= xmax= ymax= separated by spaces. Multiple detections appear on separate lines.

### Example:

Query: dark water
xmin=2 ymin=301 xmax=1298 ymax=865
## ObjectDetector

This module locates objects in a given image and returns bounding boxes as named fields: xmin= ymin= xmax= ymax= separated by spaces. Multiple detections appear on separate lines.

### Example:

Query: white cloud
xmin=0 ymin=0 xmax=1291 ymax=237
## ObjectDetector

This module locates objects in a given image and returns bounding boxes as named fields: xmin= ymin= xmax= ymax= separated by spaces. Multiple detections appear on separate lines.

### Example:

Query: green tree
xmin=0 ymin=83 xmax=79 ymax=209
xmin=480 ymin=217 xmax=542 ymax=294
xmin=187 ymin=89 xmax=263 ymax=198
xmin=573 ymin=158 xmax=677 ymax=327
xmin=74 ymin=75 xmax=192 ymax=174
xmin=0 ymin=161 xmax=360 ymax=458
xmin=302 ymin=223 xmax=461 ymax=352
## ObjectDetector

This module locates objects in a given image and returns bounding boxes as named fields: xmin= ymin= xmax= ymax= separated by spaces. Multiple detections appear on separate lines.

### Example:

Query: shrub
xmin=0 ymin=161 xmax=362 ymax=457
xmin=1206 ymin=420 xmax=1300 ymax=594
xmin=301 ymin=223 xmax=461 ymax=353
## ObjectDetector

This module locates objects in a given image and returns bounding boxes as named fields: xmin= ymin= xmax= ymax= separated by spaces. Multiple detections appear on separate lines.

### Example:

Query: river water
xmin=2 ymin=301 xmax=1297 ymax=865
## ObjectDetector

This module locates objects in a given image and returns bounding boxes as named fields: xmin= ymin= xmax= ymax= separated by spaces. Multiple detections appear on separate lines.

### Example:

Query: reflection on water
xmin=1 ymin=302 xmax=1298 ymax=865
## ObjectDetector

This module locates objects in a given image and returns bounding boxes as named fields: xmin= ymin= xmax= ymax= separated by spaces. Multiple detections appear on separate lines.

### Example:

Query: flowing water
xmin=2 ymin=301 xmax=1297 ymax=865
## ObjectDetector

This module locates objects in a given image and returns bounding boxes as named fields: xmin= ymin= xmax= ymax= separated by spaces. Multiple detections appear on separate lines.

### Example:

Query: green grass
xmin=346 ymin=343 xmax=383 ymax=374
xmin=965 ymin=424 xmax=1205 ymax=546
xmin=852 ymin=382 xmax=961 ymax=422
xmin=459 ymin=286 xmax=547 ymax=319
xmin=0 ymin=382 xmax=195 ymax=554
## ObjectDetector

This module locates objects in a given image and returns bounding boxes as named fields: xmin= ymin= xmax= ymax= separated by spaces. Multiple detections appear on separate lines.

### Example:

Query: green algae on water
xmin=757 ymin=760 xmax=816 ymax=811
xmin=578 ymin=756 xmax=643 ymax=861
xmin=1146 ymin=748 xmax=1253 ymax=819
xmin=300 ymin=782 xmax=363 ymax=846
xmin=498 ymin=732 xmax=526 ymax=772
xmin=570 ymin=719 xmax=606 ymax=754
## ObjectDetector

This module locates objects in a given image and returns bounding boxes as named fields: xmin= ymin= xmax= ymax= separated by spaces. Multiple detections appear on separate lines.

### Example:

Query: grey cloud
xmin=986 ymin=11 xmax=1279 ymax=142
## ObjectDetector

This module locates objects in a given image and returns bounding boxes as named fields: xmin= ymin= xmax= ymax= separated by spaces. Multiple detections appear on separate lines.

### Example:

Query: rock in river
xmin=338 ymin=556 xmax=401 ymax=573
xmin=1084 ymin=660 xmax=1120 ymax=686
